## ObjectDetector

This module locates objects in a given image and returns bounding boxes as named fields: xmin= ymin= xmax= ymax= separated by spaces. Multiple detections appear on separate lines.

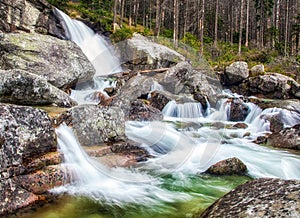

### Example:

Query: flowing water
xmin=23 ymin=10 xmax=300 ymax=218
xmin=56 ymin=9 xmax=121 ymax=105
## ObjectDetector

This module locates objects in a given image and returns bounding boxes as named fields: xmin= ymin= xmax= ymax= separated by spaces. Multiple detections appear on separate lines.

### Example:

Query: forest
xmin=49 ymin=0 xmax=300 ymax=72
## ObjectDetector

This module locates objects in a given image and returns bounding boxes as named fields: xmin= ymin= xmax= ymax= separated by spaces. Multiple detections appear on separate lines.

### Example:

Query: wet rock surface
xmin=129 ymin=100 xmax=163 ymax=121
xmin=200 ymin=178 xmax=300 ymax=217
xmin=0 ymin=69 xmax=75 ymax=107
xmin=0 ymin=32 xmax=95 ymax=89
xmin=228 ymin=98 xmax=249 ymax=122
xmin=267 ymin=124 xmax=300 ymax=150
xmin=205 ymin=157 xmax=247 ymax=175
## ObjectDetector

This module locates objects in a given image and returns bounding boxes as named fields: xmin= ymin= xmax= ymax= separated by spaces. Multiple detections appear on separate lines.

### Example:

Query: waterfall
xmin=162 ymin=100 xmax=204 ymax=119
xmin=56 ymin=9 xmax=122 ymax=76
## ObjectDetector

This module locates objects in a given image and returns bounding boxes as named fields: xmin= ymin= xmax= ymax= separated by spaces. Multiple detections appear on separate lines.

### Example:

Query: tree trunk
xmin=238 ymin=0 xmax=244 ymax=55
xmin=245 ymin=0 xmax=250 ymax=47
xmin=284 ymin=0 xmax=289 ymax=56
xmin=199 ymin=0 xmax=205 ymax=55
xmin=154 ymin=0 xmax=161 ymax=36
xmin=173 ymin=0 xmax=179 ymax=47
xmin=214 ymin=0 xmax=219 ymax=48
xmin=113 ymin=0 xmax=118 ymax=32
xmin=129 ymin=0 xmax=132 ymax=27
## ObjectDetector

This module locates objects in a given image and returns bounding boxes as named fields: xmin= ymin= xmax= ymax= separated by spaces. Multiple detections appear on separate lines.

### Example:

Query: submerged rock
xmin=205 ymin=157 xmax=247 ymax=175
xmin=200 ymin=178 xmax=300 ymax=217
xmin=117 ymin=33 xmax=185 ymax=71
xmin=0 ymin=104 xmax=57 ymax=180
xmin=0 ymin=69 xmax=75 ymax=107
xmin=0 ymin=32 xmax=95 ymax=89
xmin=267 ymin=124 xmax=300 ymax=150
xmin=221 ymin=61 xmax=249 ymax=86
xmin=0 ymin=0 xmax=67 ymax=39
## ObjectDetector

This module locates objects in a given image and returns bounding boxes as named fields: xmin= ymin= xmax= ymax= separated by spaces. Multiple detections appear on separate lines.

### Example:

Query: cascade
xmin=53 ymin=124 xmax=187 ymax=204
xmin=162 ymin=100 xmax=204 ymax=119
xmin=39 ymin=11 xmax=300 ymax=217
xmin=56 ymin=9 xmax=122 ymax=76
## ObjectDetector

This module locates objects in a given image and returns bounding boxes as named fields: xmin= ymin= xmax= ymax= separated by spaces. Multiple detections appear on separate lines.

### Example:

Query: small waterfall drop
xmin=162 ymin=100 xmax=204 ymax=119
xmin=53 ymin=124 xmax=187 ymax=204
xmin=56 ymin=9 xmax=122 ymax=76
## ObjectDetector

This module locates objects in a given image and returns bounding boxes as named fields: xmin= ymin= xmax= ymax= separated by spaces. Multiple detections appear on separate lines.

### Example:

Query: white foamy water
xmin=56 ymin=9 xmax=122 ymax=76
xmin=53 ymin=124 xmax=188 ymax=204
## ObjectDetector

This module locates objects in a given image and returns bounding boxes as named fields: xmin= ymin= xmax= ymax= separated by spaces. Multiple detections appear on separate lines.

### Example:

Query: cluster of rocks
xmin=220 ymin=61 xmax=300 ymax=99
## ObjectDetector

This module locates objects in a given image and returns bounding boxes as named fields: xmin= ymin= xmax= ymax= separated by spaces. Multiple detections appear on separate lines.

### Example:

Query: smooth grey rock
xmin=117 ymin=33 xmax=185 ymax=71
xmin=0 ymin=32 xmax=95 ymax=89
xmin=222 ymin=61 xmax=249 ymax=85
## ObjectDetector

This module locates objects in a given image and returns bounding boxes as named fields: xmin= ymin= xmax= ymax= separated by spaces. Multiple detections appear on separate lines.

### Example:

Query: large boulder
xmin=0 ymin=32 xmax=95 ymax=89
xmin=0 ymin=0 xmax=67 ymax=39
xmin=267 ymin=124 xmax=300 ymax=150
xmin=162 ymin=61 xmax=222 ymax=107
xmin=205 ymin=157 xmax=247 ymax=175
xmin=0 ymin=69 xmax=75 ymax=107
xmin=56 ymin=105 xmax=126 ymax=146
xmin=0 ymin=104 xmax=64 ymax=216
xmin=117 ymin=33 xmax=185 ymax=71
xmin=221 ymin=61 xmax=249 ymax=86
xmin=0 ymin=104 xmax=57 ymax=179
xmin=237 ymin=73 xmax=300 ymax=99
xmin=200 ymin=178 xmax=300 ymax=217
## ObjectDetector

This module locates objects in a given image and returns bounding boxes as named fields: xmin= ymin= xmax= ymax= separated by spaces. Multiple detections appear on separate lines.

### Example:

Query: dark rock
xmin=232 ymin=122 xmax=248 ymax=129
xmin=0 ymin=104 xmax=57 ymax=180
xmin=268 ymin=114 xmax=285 ymax=133
xmin=253 ymin=135 xmax=268 ymax=144
xmin=0 ymin=32 xmax=95 ymax=89
xmin=116 ymin=33 xmax=185 ymax=71
xmin=129 ymin=100 xmax=163 ymax=121
xmin=237 ymin=73 xmax=300 ymax=99
xmin=0 ymin=69 xmax=75 ymax=107
xmin=200 ymin=178 xmax=300 ymax=218
xmin=0 ymin=0 xmax=67 ymax=39
xmin=221 ymin=61 xmax=249 ymax=86
xmin=56 ymin=105 xmax=126 ymax=146
xmin=149 ymin=90 xmax=173 ymax=111
xmin=205 ymin=157 xmax=247 ymax=175
xmin=228 ymin=98 xmax=249 ymax=122
xmin=267 ymin=124 xmax=300 ymax=150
